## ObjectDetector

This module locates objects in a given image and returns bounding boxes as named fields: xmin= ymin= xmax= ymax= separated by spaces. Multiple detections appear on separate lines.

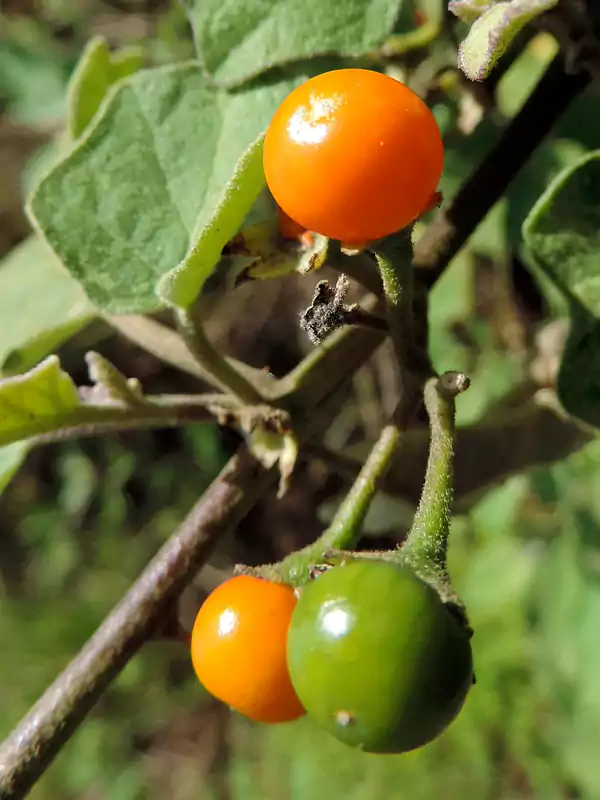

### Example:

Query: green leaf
xmin=523 ymin=152 xmax=600 ymax=317
xmin=28 ymin=63 xmax=300 ymax=314
xmin=182 ymin=0 xmax=403 ymax=86
xmin=0 ymin=357 xmax=80 ymax=447
xmin=0 ymin=442 xmax=29 ymax=496
xmin=523 ymin=151 xmax=600 ymax=427
xmin=0 ymin=236 xmax=95 ymax=375
xmin=448 ymin=0 xmax=494 ymax=24
xmin=67 ymin=36 xmax=144 ymax=140
xmin=453 ymin=0 xmax=558 ymax=82
xmin=556 ymin=319 xmax=600 ymax=429
xmin=157 ymin=136 xmax=267 ymax=307
xmin=506 ymin=138 xmax=587 ymax=247
xmin=0 ymin=35 xmax=68 ymax=127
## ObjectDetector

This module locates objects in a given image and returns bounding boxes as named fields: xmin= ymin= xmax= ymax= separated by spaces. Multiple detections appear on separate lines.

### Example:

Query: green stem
xmin=319 ymin=424 xmax=401 ymax=550
xmin=273 ymin=422 xmax=402 ymax=584
xmin=1 ymin=395 xmax=227 ymax=449
xmin=381 ymin=21 xmax=441 ymax=57
xmin=401 ymin=372 xmax=470 ymax=586
xmin=176 ymin=307 xmax=263 ymax=405
xmin=373 ymin=230 xmax=415 ymax=371
xmin=108 ymin=314 xmax=276 ymax=396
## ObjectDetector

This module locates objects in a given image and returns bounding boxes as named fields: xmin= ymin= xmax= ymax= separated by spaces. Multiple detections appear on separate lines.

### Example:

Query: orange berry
xmin=264 ymin=69 xmax=444 ymax=245
xmin=190 ymin=575 xmax=305 ymax=723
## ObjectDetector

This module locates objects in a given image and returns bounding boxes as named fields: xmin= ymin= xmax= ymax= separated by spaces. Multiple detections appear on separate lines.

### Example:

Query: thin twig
xmin=176 ymin=308 xmax=264 ymax=404
xmin=0 ymin=396 xmax=226 ymax=449
xmin=107 ymin=315 xmax=275 ymax=397
xmin=415 ymin=53 xmax=592 ymax=287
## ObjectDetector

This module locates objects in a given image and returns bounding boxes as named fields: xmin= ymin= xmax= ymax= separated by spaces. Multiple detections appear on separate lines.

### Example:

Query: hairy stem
xmin=176 ymin=307 xmax=263 ymax=404
xmin=0 ymin=395 xmax=226 ymax=449
xmin=401 ymin=373 xmax=470 ymax=585
xmin=373 ymin=231 xmax=415 ymax=370
xmin=278 ymin=422 xmax=402 ymax=583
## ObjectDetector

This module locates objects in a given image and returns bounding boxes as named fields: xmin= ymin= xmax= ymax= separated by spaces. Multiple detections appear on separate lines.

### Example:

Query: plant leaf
xmin=454 ymin=0 xmax=558 ymax=82
xmin=506 ymin=138 xmax=587 ymax=247
xmin=182 ymin=0 xmax=403 ymax=87
xmin=67 ymin=36 xmax=144 ymax=140
xmin=523 ymin=151 xmax=600 ymax=427
xmin=0 ymin=357 xmax=80 ymax=446
xmin=556 ymin=318 xmax=600 ymax=429
xmin=0 ymin=353 xmax=216 ymax=449
xmin=157 ymin=135 xmax=267 ymax=307
xmin=0 ymin=442 xmax=29 ymax=496
xmin=28 ymin=63 xmax=300 ymax=314
xmin=448 ymin=0 xmax=494 ymax=24
xmin=0 ymin=236 xmax=95 ymax=375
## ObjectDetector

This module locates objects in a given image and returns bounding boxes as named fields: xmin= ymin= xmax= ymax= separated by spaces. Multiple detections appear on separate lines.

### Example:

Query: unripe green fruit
xmin=287 ymin=559 xmax=473 ymax=753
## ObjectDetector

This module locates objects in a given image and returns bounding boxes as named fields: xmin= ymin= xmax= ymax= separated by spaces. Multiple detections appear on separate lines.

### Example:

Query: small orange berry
xmin=190 ymin=575 xmax=305 ymax=723
xmin=264 ymin=69 xmax=444 ymax=245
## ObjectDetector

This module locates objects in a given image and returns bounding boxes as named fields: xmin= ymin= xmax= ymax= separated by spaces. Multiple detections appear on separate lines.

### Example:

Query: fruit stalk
xmin=373 ymin=230 xmax=415 ymax=373
xmin=401 ymin=372 xmax=470 ymax=590
xmin=176 ymin=306 xmax=263 ymax=405
xmin=272 ymin=421 xmax=402 ymax=584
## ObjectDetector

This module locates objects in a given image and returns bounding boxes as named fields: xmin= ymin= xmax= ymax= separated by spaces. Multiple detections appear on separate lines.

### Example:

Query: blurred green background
xmin=2 ymin=1 xmax=600 ymax=798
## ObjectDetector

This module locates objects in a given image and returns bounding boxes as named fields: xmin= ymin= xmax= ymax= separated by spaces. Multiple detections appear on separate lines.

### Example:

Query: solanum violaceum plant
xmin=191 ymin=69 xmax=474 ymax=754
xmin=2 ymin=3 xmax=598 ymax=794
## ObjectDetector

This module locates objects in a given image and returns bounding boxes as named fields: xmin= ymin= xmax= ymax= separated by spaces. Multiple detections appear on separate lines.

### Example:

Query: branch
xmin=175 ymin=307 xmax=264 ymax=404
xmin=107 ymin=314 xmax=276 ymax=397
xmin=27 ymin=406 xmax=213 ymax=445
xmin=0 ymin=394 xmax=234 ymax=450
xmin=414 ymin=53 xmax=592 ymax=287
xmin=0 ymin=448 xmax=274 ymax=800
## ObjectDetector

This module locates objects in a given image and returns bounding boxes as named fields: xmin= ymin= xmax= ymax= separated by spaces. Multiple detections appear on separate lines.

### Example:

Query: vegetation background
xmin=1 ymin=1 xmax=600 ymax=798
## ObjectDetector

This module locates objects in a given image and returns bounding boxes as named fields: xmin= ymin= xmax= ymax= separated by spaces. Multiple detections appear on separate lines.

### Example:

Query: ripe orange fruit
xmin=264 ymin=69 xmax=443 ymax=245
xmin=190 ymin=575 xmax=305 ymax=723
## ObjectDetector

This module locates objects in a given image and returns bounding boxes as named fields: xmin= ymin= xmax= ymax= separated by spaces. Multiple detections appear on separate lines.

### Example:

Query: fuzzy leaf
xmin=67 ymin=36 xmax=144 ymax=139
xmin=0 ymin=357 xmax=80 ymax=446
xmin=455 ymin=0 xmax=558 ymax=82
xmin=182 ymin=0 xmax=403 ymax=86
xmin=0 ymin=236 xmax=95 ymax=375
xmin=523 ymin=151 xmax=600 ymax=427
xmin=28 ymin=63 xmax=300 ymax=314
